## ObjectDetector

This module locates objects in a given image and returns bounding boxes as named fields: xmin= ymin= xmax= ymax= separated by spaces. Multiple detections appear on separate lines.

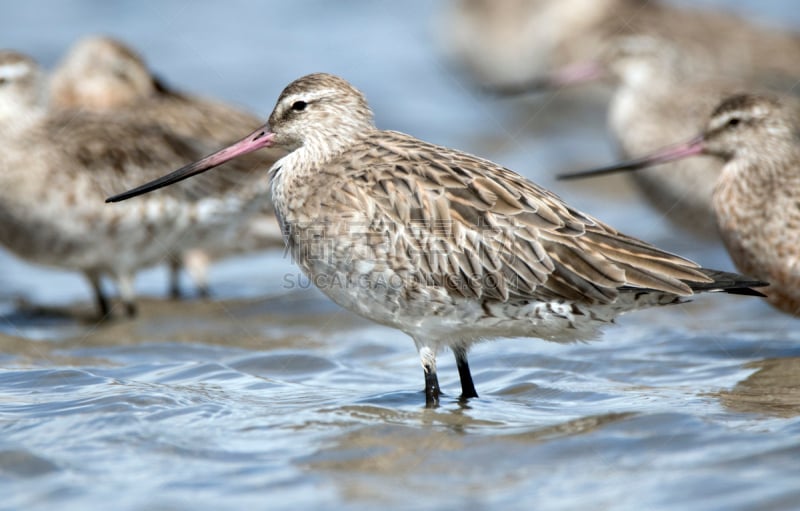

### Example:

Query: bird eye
xmin=291 ymin=100 xmax=307 ymax=112
xmin=727 ymin=117 xmax=741 ymax=128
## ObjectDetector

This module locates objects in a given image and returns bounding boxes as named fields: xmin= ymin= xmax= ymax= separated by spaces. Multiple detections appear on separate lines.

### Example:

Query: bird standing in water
xmin=108 ymin=73 xmax=764 ymax=406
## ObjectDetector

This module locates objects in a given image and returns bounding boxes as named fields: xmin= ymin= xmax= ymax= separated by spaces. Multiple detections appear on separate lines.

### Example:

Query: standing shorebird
xmin=561 ymin=93 xmax=800 ymax=316
xmin=50 ymin=36 xmax=285 ymax=298
xmin=0 ymin=50 xmax=270 ymax=318
xmin=600 ymin=36 xmax=758 ymax=239
xmin=107 ymin=73 xmax=764 ymax=406
xmin=444 ymin=0 xmax=800 ymax=93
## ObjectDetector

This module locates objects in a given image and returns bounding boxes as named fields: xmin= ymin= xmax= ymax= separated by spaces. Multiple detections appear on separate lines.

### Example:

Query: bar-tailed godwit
xmin=0 ymin=50 xmax=271 ymax=317
xmin=107 ymin=73 xmax=765 ymax=406
xmin=600 ymin=36 xmax=759 ymax=239
xmin=562 ymin=93 xmax=800 ymax=316
xmin=50 ymin=36 xmax=285 ymax=298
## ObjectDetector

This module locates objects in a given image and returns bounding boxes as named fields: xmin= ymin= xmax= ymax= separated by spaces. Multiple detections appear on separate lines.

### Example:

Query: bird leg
xmin=85 ymin=271 xmax=110 ymax=318
xmin=168 ymin=254 xmax=183 ymax=299
xmin=116 ymin=273 xmax=138 ymax=318
xmin=453 ymin=345 xmax=478 ymax=400
xmin=419 ymin=346 xmax=440 ymax=408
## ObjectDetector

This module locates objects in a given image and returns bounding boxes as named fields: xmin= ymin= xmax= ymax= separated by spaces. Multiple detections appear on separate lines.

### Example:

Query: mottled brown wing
xmin=327 ymin=130 xmax=711 ymax=304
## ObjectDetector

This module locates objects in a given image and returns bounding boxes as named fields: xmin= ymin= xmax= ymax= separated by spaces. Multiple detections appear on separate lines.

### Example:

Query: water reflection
xmin=718 ymin=358 xmax=800 ymax=417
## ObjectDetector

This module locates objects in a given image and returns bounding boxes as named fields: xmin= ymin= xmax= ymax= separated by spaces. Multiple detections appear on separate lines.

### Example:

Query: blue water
xmin=1 ymin=1 xmax=800 ymax=510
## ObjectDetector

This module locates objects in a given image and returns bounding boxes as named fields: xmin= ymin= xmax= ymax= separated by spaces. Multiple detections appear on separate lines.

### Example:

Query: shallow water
xmin=2 ymin=1 xmax=800 ymax=510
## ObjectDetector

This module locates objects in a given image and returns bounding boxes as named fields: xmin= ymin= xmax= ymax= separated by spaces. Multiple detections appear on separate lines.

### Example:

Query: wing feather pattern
xmin=315 ymin=130 xmax=712 ymax=304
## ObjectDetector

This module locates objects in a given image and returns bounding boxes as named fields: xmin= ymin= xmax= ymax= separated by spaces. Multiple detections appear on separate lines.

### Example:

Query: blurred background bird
xmin=49 ymin=35 xmax=286 ymax=301
xmin=442 ymin=0 xmax=800 ymax=93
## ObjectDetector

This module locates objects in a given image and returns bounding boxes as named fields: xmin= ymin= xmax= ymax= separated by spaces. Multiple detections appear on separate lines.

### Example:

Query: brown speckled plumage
xmin=702 ymin=94 xmax=800 ymax=315
xmin=108 ymin=73 xmax=764 ymax=405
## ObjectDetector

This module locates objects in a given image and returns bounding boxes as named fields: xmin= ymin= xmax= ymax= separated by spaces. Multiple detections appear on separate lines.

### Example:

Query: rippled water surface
xmin=2 ymin=1 xmax=800 ymax=510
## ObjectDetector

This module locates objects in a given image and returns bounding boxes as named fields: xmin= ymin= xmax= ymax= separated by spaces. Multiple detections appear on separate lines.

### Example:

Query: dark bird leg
xmin=419 ymin=346 xmax=440 ymax=408
xmin=453 ymin=345 xmax=478 ymax=400
xmin=424 ymin=366 xmax=441 ymax=408
xmin=168 ymin=254 xmax=183 ymax=299
xmin=85 ymin=272 xmax=110 ymax=318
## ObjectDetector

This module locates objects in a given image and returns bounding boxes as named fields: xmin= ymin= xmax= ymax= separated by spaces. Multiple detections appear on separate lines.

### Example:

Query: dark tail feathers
xmin=690 ymin=269 xmax=768 ymax=297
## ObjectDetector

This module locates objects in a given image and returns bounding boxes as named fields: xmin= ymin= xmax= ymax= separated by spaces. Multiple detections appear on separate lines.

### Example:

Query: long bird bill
xmin=105 ymin=127 xmax=276 ymax=202
xmin=485 ymin=60 xmax=606 ymax=96
xmin=556 ymin=135 xmax=706 ymax=181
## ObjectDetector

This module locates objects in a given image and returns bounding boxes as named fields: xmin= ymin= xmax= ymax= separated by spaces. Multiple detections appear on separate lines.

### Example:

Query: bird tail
xmin=689 ymin=269 xmax=768 ymax=297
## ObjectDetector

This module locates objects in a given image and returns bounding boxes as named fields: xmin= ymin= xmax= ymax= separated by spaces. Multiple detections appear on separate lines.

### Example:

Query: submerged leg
xmin=419 ymin=346 xmax=440 ymax=408
xmin=453 ymin=345 xmax=478 ymax=400
xmin=85 ymin=271 xmax=110 ymax=318
xmin=168 ymin=255 xmax=183 ymax=300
